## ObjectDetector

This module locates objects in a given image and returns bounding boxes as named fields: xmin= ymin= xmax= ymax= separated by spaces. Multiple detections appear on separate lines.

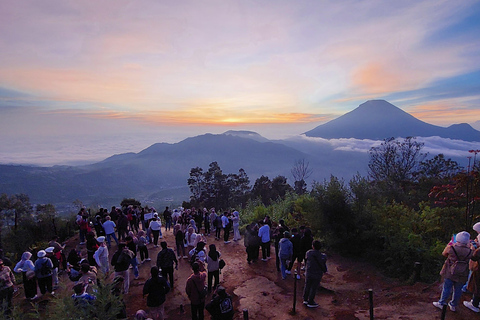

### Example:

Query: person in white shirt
xmin=258 ymin=220 xmax=271 ymax=261
xmin=102 ymin=216 xmax=119 ymax=249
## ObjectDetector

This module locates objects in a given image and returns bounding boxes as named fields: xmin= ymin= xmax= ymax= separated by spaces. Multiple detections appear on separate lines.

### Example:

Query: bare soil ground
xmin=15 ymin=230 xmax=474 ymax=319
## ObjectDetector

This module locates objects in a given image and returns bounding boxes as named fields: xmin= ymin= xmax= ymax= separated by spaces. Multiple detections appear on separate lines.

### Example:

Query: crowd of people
xmin=433 ymin=222 xmax=480 ymax=314
xmin=0 ymin=204 xmax=330 ymax=319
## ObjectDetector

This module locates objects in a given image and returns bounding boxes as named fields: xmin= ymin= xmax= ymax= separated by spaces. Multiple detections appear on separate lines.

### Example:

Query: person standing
xmin=102 ymin=216 xmax=119 ymax=248
xmin=45 ymin=247 xmax=59 ymax=288
xmin=163 ymin=207 xmax=172 ymax=232
xmin=111 ymin=243 xmax=134 ymax=294
xmin=174 ymin=224 xmax=187 ymax=259
xmin=433 ymin=231 xmax=473 ymax=312
xmin=303 ymin=240 xmax=327 ymax=308
xmin=34 ymin=250 xmax=55 ymax=296
xmin=94 ymin=236 xmax=109 ymax=275
xmin=0 ymin=259 xmax=16 ymax=316
xmin=157 ymin=241 xmax=178 ymax=289
xmin=273 ymin=220 xmax=289 ymax=272
xmin=221 ymin=212 xmax=231 ymax=244
xmin=143 ymin=266 xmax=170 ymax=320
xmin=232 ymin=211 xmax=241 ymax=242
xmin=137 ymin=230 xmax=150 ymax=263
xmin=278 ymin=231 xmax=293 ymax=280
xmin=126 ymin=235 xmax=140 ymax=280
xmin=258 ymin=220 xmax=271 ymax=261
xmin=150 ymin=216 xmax=163 ymax=247
xmin=186 ymin=262 xmax=207 ymax=320
xmin=14 ymin=252 xmax=37 ymax=300
xmin=288 ymin=228 xmax=303 ymax=280
xmin=206 ymin=244 xmax=221 ymax=293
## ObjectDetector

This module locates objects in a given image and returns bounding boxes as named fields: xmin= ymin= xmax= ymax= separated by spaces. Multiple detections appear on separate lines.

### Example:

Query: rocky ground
xmin=14 ymin=229 xmax=476 ymax=319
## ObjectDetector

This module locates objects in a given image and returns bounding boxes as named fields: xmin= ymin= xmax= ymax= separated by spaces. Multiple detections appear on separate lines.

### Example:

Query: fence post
xmin=441 ymin=304 xmax=447 ymax=320
xmin=292 ymin=270 xmax=298 ymax=314
xmin=369 ymin=289 xmax=374 ymax=320
xmin=243 ymin=309 xmax=249 ymax=320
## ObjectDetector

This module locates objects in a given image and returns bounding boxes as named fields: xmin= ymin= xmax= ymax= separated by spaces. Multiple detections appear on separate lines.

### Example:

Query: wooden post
xmin=441 ymin=304 xmax=447 ymax=320
xmin=292 ymin=270 xmax=298 ymax=314
xmin=369 ymin=289 xmax=374 ymax=320
xmin=413 ymin=262 xmax=422 ymax=283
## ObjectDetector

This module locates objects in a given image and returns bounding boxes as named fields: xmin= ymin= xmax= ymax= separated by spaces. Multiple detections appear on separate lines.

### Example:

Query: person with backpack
xmin=433 ymin=231 xmax=474 ymax=312
xmin=278 ymin=231 xmax=293 ymax=280
xmin=143 ymin=266 xmax=170 ymax=320
xmin=205 ymin=286 xmax=234 ymax=320
xmin=111 ymin=243 xmax=134 ymax=294
xmin=14 ymin=252 xmax=37 ymax=300
xmin=185 ymin=262 xmax=207 ymax=320
xmin=34 ymin=250 xmax=55 ymax=296
xmin=303 ymin=240 xmax=327 ymax=308
xmin=190 ymin=241 xmax=207 ymax=265
xmin=157 ymin=241 xmax=178 ymax=289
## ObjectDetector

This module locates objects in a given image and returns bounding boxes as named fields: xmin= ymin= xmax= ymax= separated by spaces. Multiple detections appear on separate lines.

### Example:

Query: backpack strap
xmin=452 ymin=246 xmax=471 ymax=261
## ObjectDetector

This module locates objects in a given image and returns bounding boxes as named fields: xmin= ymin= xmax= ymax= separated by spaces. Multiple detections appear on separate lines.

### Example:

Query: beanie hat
xmin=456 ymin=231 xmax=470 ymax=245
xmin=473 ymin=222 xmax=480 ymax=233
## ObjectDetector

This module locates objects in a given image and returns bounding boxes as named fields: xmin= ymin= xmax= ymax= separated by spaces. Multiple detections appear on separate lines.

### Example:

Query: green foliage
xmin=120 ymin=198 xmax=141 ymax=208
xmin=44 ymin=277 xmax=125 ymax=320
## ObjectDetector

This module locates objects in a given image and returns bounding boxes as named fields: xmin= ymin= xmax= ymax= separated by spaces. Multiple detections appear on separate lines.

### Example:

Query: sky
xmin=1 ymin=0 xmax=480 ymax=166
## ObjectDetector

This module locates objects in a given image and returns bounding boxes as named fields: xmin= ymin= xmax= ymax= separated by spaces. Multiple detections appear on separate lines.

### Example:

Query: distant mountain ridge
xmin=305 ymin=100 xmax=480 ymax=142
xmin=1 ymin=99 xmax=477 ymax=210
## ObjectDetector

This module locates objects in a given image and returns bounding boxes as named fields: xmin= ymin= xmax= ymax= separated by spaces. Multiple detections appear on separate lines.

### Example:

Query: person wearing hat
xmin=14 ymin=252 xmax=37 ymax=300
xmin=45 ymin=246 xmax=60 ymax=288
xmin=34 ymin=250 xmax=54 ymax=296
xmin=278 ymin=231 xmax=293 ymax=280
xmin=94 ymin=236 xmax=109 ymax=275
xmin=433 ymin=231 xmax=474 ymax=312
xmin=463 ymin=222 xmax=480 ymax=294
xmin=149 ymin=216 xmax=163 ymax=247
xmin=205 ymin=286 xmax=234 ymax=320
xmin=0 ymin=258 xmax=16 ymax=316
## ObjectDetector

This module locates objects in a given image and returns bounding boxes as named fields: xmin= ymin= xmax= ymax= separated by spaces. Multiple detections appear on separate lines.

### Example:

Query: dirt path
xmin=15 ymin=230 xmax=473 ymax=319
xmin=120 ymin=230 xmax=473 ymax=320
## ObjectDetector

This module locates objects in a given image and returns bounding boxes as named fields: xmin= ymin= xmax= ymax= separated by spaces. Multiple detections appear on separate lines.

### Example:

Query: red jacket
xmin=185 ymin=271 xmax=207 ymax=304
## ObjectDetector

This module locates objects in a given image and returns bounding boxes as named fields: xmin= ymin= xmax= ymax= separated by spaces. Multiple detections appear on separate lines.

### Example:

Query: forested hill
xmin=0 ymin=133 xmax=369 ymax=209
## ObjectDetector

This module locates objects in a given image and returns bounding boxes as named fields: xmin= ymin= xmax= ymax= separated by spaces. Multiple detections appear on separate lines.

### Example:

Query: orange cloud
xmin=351 ymin=62 xmax=408 ymax=95
xmin=43 ymin=108 xmax=327 ymax=127
xmin=408 ymin=102 xmax=480 ymax=126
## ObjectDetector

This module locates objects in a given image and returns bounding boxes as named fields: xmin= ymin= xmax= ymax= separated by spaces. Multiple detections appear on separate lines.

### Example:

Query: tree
xmin=271 ymin=176 xmax=293 ymax=200
xmin=368 ymin=137 xmax=426 ymax=202
xmin=252 ymin=176 xmax=273 ymax=206
xmin=188 ymin=167 xmax=205 ymax=205
xmin=291 ymin=159 xmax=313 ymax=194
xmin=417 ymin=154 xmax=462 ymax=181
xmin=120 ymin=198 xmax=141 ymax=209
xmin=227 ymin=169 xmax=251 ymax=209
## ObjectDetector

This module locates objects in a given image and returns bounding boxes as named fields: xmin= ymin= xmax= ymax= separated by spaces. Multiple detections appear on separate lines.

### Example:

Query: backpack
xmin=190 ymin=249 xmax=199 ymax=266
xmin=450 ymin=247 xmax=471 ymax=276
xmin=40 ymin=260 xmax=52 ymax=276
xmin=219 ymin=296 xmax=233 ymax=314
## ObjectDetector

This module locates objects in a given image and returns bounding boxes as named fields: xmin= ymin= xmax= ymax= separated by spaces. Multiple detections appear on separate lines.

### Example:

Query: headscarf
xmin=208 ymin=244 xmax=219 ymax=261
